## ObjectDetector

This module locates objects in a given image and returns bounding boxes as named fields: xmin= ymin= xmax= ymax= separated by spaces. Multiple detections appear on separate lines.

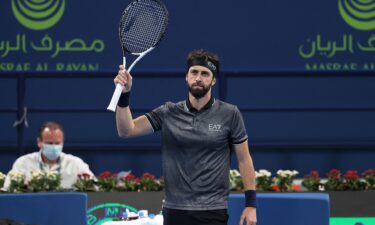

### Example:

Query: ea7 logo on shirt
xmin=208 ymin=124 xmax=222 ymax=132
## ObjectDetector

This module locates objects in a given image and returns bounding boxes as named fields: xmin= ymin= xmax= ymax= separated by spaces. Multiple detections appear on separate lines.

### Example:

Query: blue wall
xmin=1 ymin=71 xmax=375 ymax=177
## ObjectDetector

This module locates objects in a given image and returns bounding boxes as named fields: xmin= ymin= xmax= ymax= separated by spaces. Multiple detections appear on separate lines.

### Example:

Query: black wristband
xmin=117 ymin=92 xmax=131 ymax=107
xmin=244 ymin=190 xmax=257 ymax=208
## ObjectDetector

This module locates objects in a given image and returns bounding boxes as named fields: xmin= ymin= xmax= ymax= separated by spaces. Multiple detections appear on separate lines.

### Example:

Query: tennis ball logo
xmin=11 ymin=0 xmax=65 ymax=30
xmin=338 ymin=0 xmax=375 ymax=31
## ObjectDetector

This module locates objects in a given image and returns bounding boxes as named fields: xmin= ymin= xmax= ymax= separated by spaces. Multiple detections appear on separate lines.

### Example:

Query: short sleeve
xmin=145 ymin=104 xmax=168 ymax=132
xmin=230 ymin=106 xmax=248 ymax=144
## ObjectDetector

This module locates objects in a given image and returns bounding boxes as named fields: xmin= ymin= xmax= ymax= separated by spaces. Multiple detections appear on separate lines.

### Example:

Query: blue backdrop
xmin=0 ymin=0 xmax=374 ymax=177
xmin=1 ymin=0 xmax=374 ymax=72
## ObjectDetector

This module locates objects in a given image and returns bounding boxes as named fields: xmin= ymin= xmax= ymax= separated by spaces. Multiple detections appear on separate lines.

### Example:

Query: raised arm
xmin=114 ymin=65 xmax=154 ymax=138
xmin=234 ymin=140 xmax=257 ymax=225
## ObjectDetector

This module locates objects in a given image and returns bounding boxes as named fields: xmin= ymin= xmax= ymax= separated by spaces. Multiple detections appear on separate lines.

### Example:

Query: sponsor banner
xmin=0 ymin=0 xmax=117 ymax=73
xmin=87 ymin=192 xmax=164 ymax=225
xmin=0 ymin=0 xmax=374 ymax=73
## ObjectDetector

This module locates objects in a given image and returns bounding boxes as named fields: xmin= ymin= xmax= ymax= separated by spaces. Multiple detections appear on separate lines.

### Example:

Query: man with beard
xmin=113 ymin=49 xmax=257 ymax=225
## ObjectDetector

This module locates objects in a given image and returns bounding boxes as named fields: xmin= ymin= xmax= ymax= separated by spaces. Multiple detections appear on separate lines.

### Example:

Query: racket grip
xmin=107 ymin=83 xmax=124 ymax=112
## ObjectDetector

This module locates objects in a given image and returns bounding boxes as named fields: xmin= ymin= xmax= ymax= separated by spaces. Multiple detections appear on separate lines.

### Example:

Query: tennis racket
xmin=107 ymin=0 xmax=169 ymax=112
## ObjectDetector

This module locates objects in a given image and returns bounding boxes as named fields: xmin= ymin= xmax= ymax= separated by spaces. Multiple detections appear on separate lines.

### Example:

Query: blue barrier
xmin=0 ymin=192 xmax=87 ymax=225
xmin=228 ymin=193 xmax=330 ymax=225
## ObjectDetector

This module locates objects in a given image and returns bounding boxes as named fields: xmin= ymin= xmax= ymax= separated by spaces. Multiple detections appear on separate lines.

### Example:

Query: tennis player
xmin=113 ymin=49 xmax=257 ymax=225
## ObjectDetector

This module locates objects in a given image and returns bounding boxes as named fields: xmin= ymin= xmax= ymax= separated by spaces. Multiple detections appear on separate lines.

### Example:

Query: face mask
xmin=43 ymin=144 xmax=63 ymax=161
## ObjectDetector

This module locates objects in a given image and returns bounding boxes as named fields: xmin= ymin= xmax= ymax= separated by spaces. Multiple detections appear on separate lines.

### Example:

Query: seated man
xmin=3 ymin=121 xmax=95 ymax=190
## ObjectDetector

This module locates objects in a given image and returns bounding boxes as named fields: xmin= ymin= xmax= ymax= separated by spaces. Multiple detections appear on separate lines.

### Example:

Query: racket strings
xmin=122 ymin=7 xmax=165 ymax=51
xmin=120 ymin=0 xmax=168 ymax=53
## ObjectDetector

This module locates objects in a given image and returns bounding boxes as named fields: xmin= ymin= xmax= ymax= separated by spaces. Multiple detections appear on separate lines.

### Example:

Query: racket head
xmin=119 ymin=0 xmax=169 ymax=54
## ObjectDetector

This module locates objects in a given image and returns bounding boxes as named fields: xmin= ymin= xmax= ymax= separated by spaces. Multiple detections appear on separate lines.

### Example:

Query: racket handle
xmin=107 ymin=83 xmax=124 ymax=112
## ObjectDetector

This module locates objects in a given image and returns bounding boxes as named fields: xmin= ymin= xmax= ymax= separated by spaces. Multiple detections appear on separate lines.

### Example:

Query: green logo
xmin=330 ymin=217 xmax=375 ymax=225
xmin=11 ymin=0 xmax=65 ymax=30
xmin=338 ymin=0 xmax=375 ymax=31
xmin=87 ymin=203 xmax=138 ymax=225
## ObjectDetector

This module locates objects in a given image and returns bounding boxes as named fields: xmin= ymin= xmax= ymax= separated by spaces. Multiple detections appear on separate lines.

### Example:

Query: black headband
xmin=188 ymin=58 xmax=218 ymax=76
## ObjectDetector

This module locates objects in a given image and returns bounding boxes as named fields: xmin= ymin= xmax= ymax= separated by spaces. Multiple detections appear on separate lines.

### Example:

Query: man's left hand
xmin=239 ymin=207 xmax=257 ymax=225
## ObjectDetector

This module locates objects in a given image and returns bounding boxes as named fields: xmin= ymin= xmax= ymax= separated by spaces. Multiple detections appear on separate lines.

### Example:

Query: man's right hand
xmin=114 ymin=65 xmax=133 ymax=93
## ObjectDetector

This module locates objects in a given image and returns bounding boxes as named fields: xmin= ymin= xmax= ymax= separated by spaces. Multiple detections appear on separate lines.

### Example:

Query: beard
xmin=188 ymin=82 xmax=211 ymax=99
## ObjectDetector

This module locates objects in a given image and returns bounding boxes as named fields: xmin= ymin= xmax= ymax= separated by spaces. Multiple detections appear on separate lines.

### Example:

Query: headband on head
xmin=188 ymin=58 xmax=218 ymax=77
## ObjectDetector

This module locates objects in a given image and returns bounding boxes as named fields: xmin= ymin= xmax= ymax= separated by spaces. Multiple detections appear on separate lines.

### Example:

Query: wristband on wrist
xmin=244 ymin=190 xmax=257 ymax=208
xmin=117 ymin=92 xmax=131 ymax=107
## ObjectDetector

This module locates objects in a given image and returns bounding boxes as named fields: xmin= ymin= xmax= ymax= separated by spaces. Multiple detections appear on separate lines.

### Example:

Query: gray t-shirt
xmin=145 ymin=98 xmax=248 ymax=210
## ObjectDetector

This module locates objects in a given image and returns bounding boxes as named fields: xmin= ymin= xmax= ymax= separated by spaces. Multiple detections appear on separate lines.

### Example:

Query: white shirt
xmin=3 ymin=151 xmax=95 ymax=190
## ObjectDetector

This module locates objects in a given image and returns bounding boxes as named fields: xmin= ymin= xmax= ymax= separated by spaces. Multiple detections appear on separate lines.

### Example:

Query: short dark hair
xmin=38 ymin=121 xmax=64 ymax=139
xmin=186 ymin=49 xmax=220 ymax=77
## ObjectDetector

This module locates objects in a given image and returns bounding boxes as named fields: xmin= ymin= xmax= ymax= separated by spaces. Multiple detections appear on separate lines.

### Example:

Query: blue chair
xmin=228 ymin=193 xmax=330 ymax=225
xmin=0 ymin=192 xmax=87 ymax=225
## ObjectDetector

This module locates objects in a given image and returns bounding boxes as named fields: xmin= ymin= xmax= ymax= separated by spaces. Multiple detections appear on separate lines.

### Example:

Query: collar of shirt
xmin=38 ymin=151 xmax=62 ymax=172
xmin=185 ymin=95 xmax=215 ymax=113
